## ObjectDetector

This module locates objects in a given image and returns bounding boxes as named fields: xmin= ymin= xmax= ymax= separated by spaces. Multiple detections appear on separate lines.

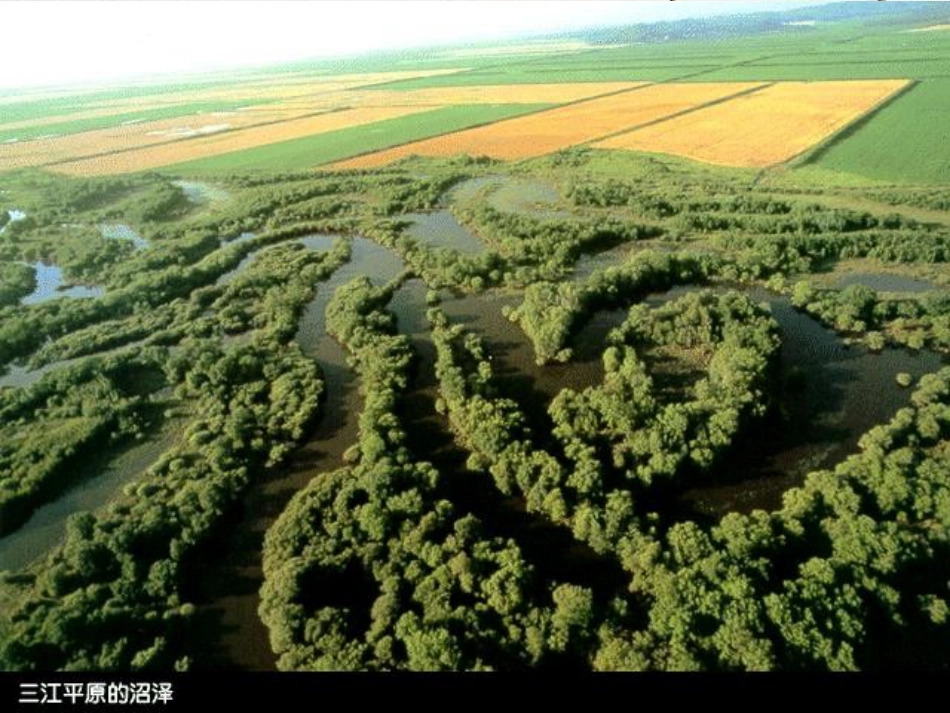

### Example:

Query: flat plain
xmin=593 ymin=79 xmax=910 ymax=167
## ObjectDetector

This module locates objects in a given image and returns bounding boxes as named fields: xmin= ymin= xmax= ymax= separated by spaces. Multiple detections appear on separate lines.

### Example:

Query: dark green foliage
xmin=0 ymin=230 xmax=349 ymax=670
xmin=1 ymin=149 xmax=948 ymax=673
xmin=509 ymin=250 xmax=720 ymax=364
xmin=261 ymin=279 xmax=590 ymax=670
xmin=432 ymin=305 xmax=950 ymax=670
xmin=791 ymin=280 xmax=950 ymax=352
xmin=0 ymin=262 xmax=35 ymax=306
xmin=599 ymin=368 xmax=950 ymax=670
xmin=0 ymin=350 xmax=165 ymax=535
xmin=552 ymin=290 xmax=780 ymax=489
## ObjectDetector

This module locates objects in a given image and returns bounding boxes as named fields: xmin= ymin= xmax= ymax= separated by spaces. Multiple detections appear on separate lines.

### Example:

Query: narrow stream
xmin=194 ymin=235 xmax=405 ymax=671
xmin=834 ymin=272 xmax=939 ymax=294
xmin=57 ymin=176 xmax=940 ymax=668
xmin=441 ymin=291 xmax=610 ymax=432
xmin=0 ymin=405 xmax=185 ymax=572
xmin=394 ymin=281 xmax=628 ymax=608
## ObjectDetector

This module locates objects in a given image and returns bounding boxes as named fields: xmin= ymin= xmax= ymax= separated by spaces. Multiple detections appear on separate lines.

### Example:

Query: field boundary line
xmin=38 ymin=106 xmax=357 ymax=170
xmin=581 ymin=82 xmax=775 ymax=147
xmin=320 ymin=82 xmax=663 ymax=169
xmin=350 ymin=46 xmax=625 ymax=92
xmin=785 ymin=78 xmax=919 ymax=170
xmin=666 ymin=53 xmax=779 ymax=82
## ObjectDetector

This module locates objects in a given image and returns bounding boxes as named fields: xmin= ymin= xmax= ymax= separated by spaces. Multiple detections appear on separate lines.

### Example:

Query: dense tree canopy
xmin=0 ymin=152 xmax=947 ymax=672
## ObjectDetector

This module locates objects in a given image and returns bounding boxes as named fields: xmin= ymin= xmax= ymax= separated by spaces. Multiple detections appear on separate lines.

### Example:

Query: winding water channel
xmin=2 ymin=176 xmax=946 ymax=670
xmin=672 ymin=286 xmax=942 ymax=515
xmin=0 ymin=406 xmax=185 ymax=572
xmin=193 ymin=235 xmax=406 ymax=670
xmin=187 ymin=182 xmax=950 ymax=668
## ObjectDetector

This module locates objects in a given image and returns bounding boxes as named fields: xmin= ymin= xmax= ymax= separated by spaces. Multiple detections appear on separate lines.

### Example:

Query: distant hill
xmin=562 ymin=2 xmax=950 ymax=45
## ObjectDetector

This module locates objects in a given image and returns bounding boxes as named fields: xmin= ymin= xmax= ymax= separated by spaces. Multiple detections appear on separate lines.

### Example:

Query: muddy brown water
xmin=193 ymin=236 xmax=406 ymax=671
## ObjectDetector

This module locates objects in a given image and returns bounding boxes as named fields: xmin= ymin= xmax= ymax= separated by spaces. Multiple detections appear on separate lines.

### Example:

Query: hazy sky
xmin=0 ymin=1 xmax=834 ymax=90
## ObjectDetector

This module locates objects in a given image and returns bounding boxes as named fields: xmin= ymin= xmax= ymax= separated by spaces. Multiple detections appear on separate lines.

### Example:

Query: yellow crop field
xmin=331 ymin=82 xmax=764 ymax=168
xmin=1 ymin=81 xmax=644 ymax=172
xmin=593 ymin=79 xmax=911 ymax=168
xmin=0 ymin=104 xmax=180 ymax=133
xmin=259 ymin=82 xmax=643 ymax=116
xmin=0 ymin=69 xmax=477 ymax=172
xmin=50 ymin=105 xmax=436 ymax=175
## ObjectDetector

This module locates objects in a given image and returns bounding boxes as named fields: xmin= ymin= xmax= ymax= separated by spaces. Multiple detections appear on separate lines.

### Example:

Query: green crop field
xmin=802 ymin=78 xmax=950 ymax=184
xmin=697 ymin=59 xmax=950 ymax=81
xmin=0 ymin=80 xmax=246 ymax=126
xmin=168 ymin=103 xmax=552 ymax=173
xmin=372 ymin=22 xmax=950 ymax=88
xmin=369 ymin=66 xmax=714 ymax=90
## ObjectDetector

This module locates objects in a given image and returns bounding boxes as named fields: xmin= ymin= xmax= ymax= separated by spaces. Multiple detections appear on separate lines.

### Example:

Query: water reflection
xmin=21 ymin=262 xmax=104 ymax=305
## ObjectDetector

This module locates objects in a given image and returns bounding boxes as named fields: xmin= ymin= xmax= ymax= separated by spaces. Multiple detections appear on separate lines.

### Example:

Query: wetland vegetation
xmin=1 ymin=1 xmax=949 ymax=674
xmin=0 ymin=147 xmax=946 ymax=672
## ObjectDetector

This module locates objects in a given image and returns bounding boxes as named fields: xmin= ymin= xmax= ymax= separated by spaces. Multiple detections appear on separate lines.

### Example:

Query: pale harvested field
xmin=258 ymin=82 xmax=645 ymax=115
xmin=0 ymin=104 xmax=168 ymax=133
xmin=0 ymin=69 xmax=466 ymax=133
xmin=85 ymin=70 xmax=467 ymax=109
xmin=593 ymin=79 xmax=911 ymax=167
xmin=0 ymin=92 xmax=346 ymax=136
xmin=0 ymin=69 xmax=467 ymax=141
xmin=0 ymin=104 xmax=336 ymax=169
xmin=907 ymin=24 xmax=950 ymax=33
xmin=332 ymin=82 xmax=764 ymax=168
xmin=50 ymin=105 xmax=435 ymax=175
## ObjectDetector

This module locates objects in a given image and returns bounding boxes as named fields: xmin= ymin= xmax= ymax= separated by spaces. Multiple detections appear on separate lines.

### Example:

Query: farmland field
xmin=332 ymin=81 xmax=763 ymax=167
xmin=593 ymin=79 xmax=910 ymax=167
xmin=166 ymin=103 xmax=554 ymax=173
xmin=803 ymin=78 xmax=950 ymax=183
xmin=0 ymin=101 xmax=263 ymax=143
xmin=1 ymin=16 xmax=948 ymax=181
xmin=50 ymin=106 xmax=440 ymax=175
xmin=1 ymin=1 xmax=950 ymax=678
